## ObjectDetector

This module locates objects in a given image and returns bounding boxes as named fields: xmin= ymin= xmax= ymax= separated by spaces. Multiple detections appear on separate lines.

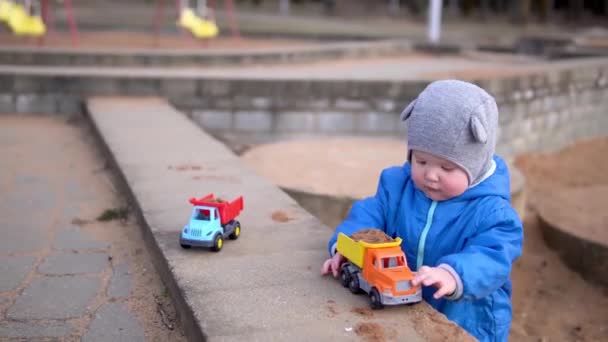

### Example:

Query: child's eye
xmin=441 ymin=166 xmax=454 ymax=171
xmin=417 ymin=160 xmax=426 ymax=165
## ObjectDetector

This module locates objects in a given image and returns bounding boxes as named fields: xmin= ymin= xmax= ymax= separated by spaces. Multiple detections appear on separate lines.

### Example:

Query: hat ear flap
xmin=400 ymin=98 xmax=417 ymax=122
xmin=470 ymin=116 xmax=488 ymax=143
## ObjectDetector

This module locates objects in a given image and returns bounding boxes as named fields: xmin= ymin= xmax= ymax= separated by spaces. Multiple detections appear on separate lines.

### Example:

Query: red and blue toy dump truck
xmin=180 ymin=194 xmax=244 ymax=251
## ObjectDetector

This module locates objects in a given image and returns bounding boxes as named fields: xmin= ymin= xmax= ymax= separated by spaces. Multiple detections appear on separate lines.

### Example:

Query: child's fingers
xmin=418 ymin=266 xmax=432 ymax=273
xmin=433 ymin=285 xmax=452 ymax=299
xmin=420 ymin=274 xmax=439 ymax=287
xmin=412 ymin=266 xmax=427 ymax=286
xmin=330 ymin=258 xmax=341 ymax=278
xmin=321 ymin=259 xmax=332 ymax=276
xmin=413 ymin=272 xmax=436 ymax=286
xmin=411 ymin=274 xmax=423 ymax=286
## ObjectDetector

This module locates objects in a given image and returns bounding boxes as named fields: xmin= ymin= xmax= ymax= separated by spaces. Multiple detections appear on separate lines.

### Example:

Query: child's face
xmin=411 ymin=150 xmax=469 ymax=201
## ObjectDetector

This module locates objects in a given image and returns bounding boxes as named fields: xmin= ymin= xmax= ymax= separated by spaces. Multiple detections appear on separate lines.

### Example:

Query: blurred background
xmin=1 ymin=0 xmax=607 ymax=341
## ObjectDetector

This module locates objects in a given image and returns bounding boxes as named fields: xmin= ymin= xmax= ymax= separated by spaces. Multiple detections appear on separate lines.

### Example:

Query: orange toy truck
xmin=337 ymin=232 xmax=422 ymax=309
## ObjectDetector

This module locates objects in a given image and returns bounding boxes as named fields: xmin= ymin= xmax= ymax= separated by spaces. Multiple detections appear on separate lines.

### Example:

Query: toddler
xmin=321 ymin=80 xmax=524 ymax=342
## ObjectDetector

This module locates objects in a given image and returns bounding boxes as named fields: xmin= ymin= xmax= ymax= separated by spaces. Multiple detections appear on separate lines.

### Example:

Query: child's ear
xmin=470 ymin=116 xmax=488 ymax=143
xmin=400 ymin=98 xmax=417 ymax=121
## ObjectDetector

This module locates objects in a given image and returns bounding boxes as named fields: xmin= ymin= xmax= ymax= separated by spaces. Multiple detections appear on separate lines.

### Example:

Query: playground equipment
xmin=155 ymin=0 xmax=239 ymax=41
xmin=0 ymin=0 xmax=15 ymax=22
xmin=0 ymin=0 xmax=79 ymax=45
xmin=177 ymin=4 xmax=218 ymax=39
xmin=1 ymin=0 xmax=45 ymax=36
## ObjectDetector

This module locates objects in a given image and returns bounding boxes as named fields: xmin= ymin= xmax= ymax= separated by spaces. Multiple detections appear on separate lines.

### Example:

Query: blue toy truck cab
xmin=180 ymin=194 xmax=243 ymax=252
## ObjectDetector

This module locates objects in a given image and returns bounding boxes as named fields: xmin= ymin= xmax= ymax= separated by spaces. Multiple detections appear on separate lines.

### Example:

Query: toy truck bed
xmin=189 ymin=194 xmax=243 ymax=225
xmin=337 ymin=233 xmax=403 ymax=268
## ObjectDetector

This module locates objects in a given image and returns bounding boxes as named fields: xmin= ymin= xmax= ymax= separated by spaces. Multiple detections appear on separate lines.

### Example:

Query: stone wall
xmin=1 ymin=57 xmax=607 ymax=159
xmin=180 ymin=60 xmax=608 ymax=158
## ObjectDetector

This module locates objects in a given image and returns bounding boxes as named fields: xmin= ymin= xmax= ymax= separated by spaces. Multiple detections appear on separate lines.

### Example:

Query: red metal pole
xmin=176 ymin=0 xmax=190 ymax=38
xmin=63 ymin=0 xmax=79 ymax=46
xmin=37 ymin=0 xmax=49 ymax=46
xmin=154 ymin=0 xmax=165 ymax=46
xmin=224 ymin=0 xmax=239 ymax=38
xmin=41 ymin=0 xmax=51 ymax=32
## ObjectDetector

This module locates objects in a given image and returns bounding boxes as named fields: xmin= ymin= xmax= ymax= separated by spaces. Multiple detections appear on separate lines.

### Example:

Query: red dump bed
xmin=189 ymin=194 xmax=244 ymax=225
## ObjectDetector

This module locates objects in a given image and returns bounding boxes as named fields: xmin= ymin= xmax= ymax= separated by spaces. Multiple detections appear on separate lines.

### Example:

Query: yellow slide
xmin=6 ymin=2 xmax=46 ymax=36
xmin=177 ymin=7 xmax=218 ymax=39
xmin=24 ymin=14 xmax=45 ymax=36
xmin=0 ymin=0 xmax=15 ymax=22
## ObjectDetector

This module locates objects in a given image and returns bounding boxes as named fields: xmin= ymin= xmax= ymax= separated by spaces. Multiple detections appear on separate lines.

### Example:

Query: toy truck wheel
xmin=369 ymin=288 xmax=384 ymax=310
xmin=180 ymin=243 xmax=191 ymax=249
xmin=212 ymin=234 xmax=224 ymax=252
xmin=340 ymin=268 xmax=351 ymax=288
xmin=348 ymin=274 xmax=362 ymax=294
xmin=229 ymin=222 xmax=241 ymax=240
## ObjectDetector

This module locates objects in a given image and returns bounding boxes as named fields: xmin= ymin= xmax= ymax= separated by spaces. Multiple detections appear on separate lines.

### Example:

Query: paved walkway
xmin=0 ymin=115 xmax=185 ymax=341
xmin=85 ymin=96 xmax=474 ymax=341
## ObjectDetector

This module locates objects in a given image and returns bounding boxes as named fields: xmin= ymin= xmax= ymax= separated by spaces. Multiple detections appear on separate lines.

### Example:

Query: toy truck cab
xmin=337 ymin=233 xmax=422 ymax=309
xmin=180 ymin=194 xmax=243 ymax=251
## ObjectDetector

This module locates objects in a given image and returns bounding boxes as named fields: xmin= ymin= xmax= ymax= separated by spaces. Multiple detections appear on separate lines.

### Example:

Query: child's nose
xmin=424 ymin=168 xmax=439 ymax=182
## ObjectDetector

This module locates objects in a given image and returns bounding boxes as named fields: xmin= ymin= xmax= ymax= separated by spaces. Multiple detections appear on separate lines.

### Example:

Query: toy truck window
xmin=381 ymin=256 xmax=406 ymax=269
xmin=195 ymin=209 xmax=211 ymax=221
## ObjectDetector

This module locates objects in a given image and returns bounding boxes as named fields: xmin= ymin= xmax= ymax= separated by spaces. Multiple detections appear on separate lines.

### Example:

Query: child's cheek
xmin=444 ymin=174 xmax=468 ymax=197
xmin=411 ymin=168 xmax=424 ymax=190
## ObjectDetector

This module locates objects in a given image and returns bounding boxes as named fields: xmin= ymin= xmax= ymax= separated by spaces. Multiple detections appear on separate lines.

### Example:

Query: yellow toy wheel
xmin=229 ymin=222 xmax=241 ymax=240
xmin=212 ymin=234 xmax=223 ymax=252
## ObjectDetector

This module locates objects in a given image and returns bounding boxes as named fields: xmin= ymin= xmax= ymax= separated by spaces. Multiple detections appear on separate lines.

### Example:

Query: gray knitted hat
xmin=401 ymin=80 xmax=498 ymax=186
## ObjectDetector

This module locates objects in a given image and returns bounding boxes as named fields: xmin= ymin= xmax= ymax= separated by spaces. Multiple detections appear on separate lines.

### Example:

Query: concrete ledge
xmin=413 ymin=42 xmax=462 ymax=54
xmin=84 ymin=97 xmax=472 ymax=341
xmin=285 ymin=163 xmax=527 ymax=231
xmin=0 ymin=40 xmax=412 ymax=67
xmin=2 ymin=57 xmax=608 ymax=161
xmin=283 ymin=188 xmax=354 ymax=230
xmin=536 ymin=186 xmax=608 ymax=287
xmin=510 ymin=166 xmax=527 ymax=220
xmin=538 ymin=215 xmax=608 ymax=287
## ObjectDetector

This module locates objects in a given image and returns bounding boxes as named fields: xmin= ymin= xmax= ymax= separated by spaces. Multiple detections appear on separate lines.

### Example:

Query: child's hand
xmin=321 ymin=253 xmax=346 ymax=278
xmin=412 ymin=266 xmax=456 ymax=299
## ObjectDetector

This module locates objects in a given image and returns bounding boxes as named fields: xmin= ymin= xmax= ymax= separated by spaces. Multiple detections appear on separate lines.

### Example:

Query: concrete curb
xmin=0 ymin=40 xmax=413 ymax=67
xmin=283 ymin=163 xmax=527 ymax=232
xmin=538 ymin=214 xmax=608 ymax=287
xmin=83 ymin=100 xmax=206 ymax=341
xmin=83 ymin=96 xmax=468 ymax=341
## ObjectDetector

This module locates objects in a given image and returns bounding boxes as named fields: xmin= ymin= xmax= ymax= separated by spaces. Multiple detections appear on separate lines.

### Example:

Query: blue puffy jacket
xmin=328 ymin=156 xmax=523 ymax=342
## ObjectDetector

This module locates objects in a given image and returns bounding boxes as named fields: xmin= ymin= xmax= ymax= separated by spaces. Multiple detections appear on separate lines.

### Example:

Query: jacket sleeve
xmin=327 ymin=167 xmax=399 ymax=255
xmin=437 ymin=204 xmax=523 ymax=300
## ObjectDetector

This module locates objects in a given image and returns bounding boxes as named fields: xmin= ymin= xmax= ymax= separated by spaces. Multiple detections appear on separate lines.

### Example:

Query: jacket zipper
xmin=416 ymin=200 xmax=437 ymax=271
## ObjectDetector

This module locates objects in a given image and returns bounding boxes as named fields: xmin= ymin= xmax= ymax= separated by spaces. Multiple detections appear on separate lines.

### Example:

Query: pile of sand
xmin=351 ymin=229 xmax=394 ymax=243
xmin=241 ymin=137 xmax=407 ymax=198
